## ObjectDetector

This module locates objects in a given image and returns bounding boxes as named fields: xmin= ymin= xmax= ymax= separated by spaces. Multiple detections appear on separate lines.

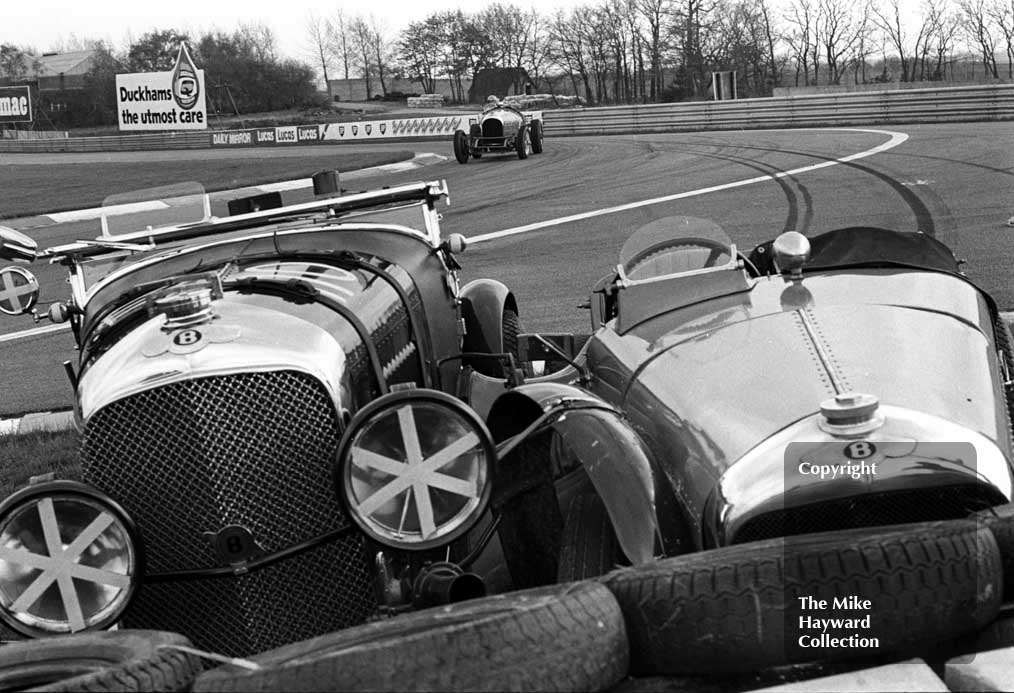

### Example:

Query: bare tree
xmin=674 ymin=0 xmax=717 ymax=96
xmin=521 ymin=11 xmax=555 ymax=93
xmin=635 ymin=0 xmax=674 ymax=99
xmin=871 ymin=0 xmax=934 ymax=82
xmin=846 ymin=3 xmax=877 ymax=83
xmin=305 ymin=12 xmax=332 ymax=89
xmin=546 ymin=8 xmax=597 ymax=102
xmin=758 ymin=0 xmax=783 ymax=89
xmin=368 ymin=16 xmax=391 ymax=96
xmin=988 ymin=0 xmax=1014 ymax=78
xmin=959 ymin=0 xmax=999 ymax=78
xmin=785 ymin=0 xmax=820 ymax=85
xmin=328 ymin=9 xmax=354 ymax=81
xmin=919 ymin=0 xmax=959 ymax=80
xmin=818 ymin=0 xmax=867 ymax=84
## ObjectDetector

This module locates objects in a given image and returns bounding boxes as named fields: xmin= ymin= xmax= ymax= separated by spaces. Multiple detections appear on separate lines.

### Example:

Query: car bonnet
xmin=622 ymin=268 xmax=1010 ymax=477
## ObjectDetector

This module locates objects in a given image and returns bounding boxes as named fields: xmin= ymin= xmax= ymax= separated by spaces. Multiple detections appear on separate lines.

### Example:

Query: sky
xmin=2 ymin=0 xmax=587 ymax=63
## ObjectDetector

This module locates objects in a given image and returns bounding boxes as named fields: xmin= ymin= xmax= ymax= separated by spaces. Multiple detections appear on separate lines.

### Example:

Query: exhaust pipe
xmin=413 ymin=561 xmax=487 ymax=608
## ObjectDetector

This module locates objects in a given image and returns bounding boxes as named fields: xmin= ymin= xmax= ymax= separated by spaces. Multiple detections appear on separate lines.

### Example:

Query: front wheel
xmin=516 ymin=125 xmax=530 ymax=160
xmin=453 ymin=130 xmax=470 ymax=164
xmin=557 ymin=492 xmax=624 ymax=582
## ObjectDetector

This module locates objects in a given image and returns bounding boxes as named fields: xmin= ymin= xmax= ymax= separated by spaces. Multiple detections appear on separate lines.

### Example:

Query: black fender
xmin=487 ymin=382 xmax=660 ymax=566
xmin=460 ymin=279 xmax=517 ymax=355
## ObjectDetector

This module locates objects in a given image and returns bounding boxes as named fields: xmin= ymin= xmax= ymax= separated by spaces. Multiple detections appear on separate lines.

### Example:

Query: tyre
xmin=530 ymin=120 xmax=544 ymax=154
xmin=950 ymin=604 xmax=1014 ymax=656
xmin=501 ymin=307 xmax=520 ymax=372
xmin=0 ymin=630 xmax=203 ymax=692
xmin=495 ymin=432 xmax=564 ymax=588
xmin=453 ymin=130 xmax=470 ymax=164
xmin=973 ymin=503 xmax=1014 ymax=599
xmin=558 ymin=492 xmax=624 ymax=581
xmin=194 ymin=582 xmax=628 ymax=693
xmin=470 ymin=306 xmax=520 ymax=379
xmin=601 ymin=520 xmax=1002 ymax=676
xmin=516 ymin=125 xmax=529 ymax=160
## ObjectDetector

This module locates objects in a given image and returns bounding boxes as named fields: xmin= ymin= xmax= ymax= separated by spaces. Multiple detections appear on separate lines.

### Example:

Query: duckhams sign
xmin=116 ymin=43 xmax=206 ymax=131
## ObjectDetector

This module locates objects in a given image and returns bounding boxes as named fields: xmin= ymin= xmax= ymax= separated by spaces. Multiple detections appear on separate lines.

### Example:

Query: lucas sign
xmin=116 ymin=43 xmax=206 ymax=131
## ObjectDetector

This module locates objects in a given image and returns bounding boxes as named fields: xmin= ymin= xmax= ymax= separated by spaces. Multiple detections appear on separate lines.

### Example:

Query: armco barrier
xmin=0 ymin=130 xmax=210 ymax=153
xmin=1 ymin=84 xmax=1012 ymax=154
xmin=541 ymin=84 xmax=1014 ymax=135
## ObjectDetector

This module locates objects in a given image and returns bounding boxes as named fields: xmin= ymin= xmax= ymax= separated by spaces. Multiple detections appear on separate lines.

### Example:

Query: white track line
xmin=0 ymin=323 xmax=71 ymax=343
xmin=466 ymin=128 xmax=909 ymax=245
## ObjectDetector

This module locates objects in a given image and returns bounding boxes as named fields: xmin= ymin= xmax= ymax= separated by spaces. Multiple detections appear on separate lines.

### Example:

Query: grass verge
xmin=0 ymin=149 xmax=414 ymax=219
xmin=0 ymin=428 xmax=81 ymax=497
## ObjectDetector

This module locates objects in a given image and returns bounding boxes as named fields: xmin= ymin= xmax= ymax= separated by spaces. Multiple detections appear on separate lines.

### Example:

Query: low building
xmin=30 ymin=50 xmax=98 ymax=91
xmin=328 ymin=77 xmax=471 ymax=103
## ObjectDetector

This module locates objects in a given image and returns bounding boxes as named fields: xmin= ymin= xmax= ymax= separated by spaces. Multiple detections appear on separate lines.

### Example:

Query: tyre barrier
xmin=602 ymin=519 xmax=1002 ymax=677
xmin=7 ymin=517 xmax=1014 ymax=691
xmin=974 ymin=503 xmax=1014 ymax=601
xmin=194 ymin=581 xmax=628 ymax=692
xmin=0 ymin=630 xmax=202 ymax=692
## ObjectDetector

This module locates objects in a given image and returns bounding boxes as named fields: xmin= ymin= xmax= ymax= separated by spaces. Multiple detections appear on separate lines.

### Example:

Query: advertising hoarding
xmin=0 ymin=86 xmax=33 ymax=124
xmin=116 ymin=44 xmax=207 ymax=131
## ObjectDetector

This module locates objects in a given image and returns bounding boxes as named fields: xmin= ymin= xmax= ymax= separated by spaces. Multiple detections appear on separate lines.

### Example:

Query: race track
xmin=2 ymin=123 xmax=1013 ymax=415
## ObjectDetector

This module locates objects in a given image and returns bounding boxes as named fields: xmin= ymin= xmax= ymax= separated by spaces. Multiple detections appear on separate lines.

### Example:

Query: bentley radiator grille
xmin=81 ymin=370 xmax=378 ymax=655
xmin=126 ymin=538 xmax=375 ymax=656
xmin=732 ymin=485 xmax=1003 ymax=545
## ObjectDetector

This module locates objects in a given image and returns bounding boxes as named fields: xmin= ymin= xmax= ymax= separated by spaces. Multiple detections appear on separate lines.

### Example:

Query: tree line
xmin=2 ymin=0 xmax=1014 ymax=129
xmin=313 ymin=0 xmax=1014 ymax=103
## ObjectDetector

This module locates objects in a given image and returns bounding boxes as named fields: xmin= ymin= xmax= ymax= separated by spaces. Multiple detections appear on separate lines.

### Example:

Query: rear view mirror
xmin=0 ymin=227 xmax=38 ymax=263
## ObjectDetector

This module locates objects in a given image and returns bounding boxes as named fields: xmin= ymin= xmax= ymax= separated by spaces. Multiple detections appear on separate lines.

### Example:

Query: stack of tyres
xmin=6 ymin=515 xmax=1014 ymax=692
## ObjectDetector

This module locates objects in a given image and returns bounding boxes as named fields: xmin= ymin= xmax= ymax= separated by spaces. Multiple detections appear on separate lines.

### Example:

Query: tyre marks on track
xmin=467 ymin=128 xmax=908 ymax=244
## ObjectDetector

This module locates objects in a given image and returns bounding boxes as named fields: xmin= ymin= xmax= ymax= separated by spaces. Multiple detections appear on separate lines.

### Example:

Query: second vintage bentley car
xmin=478 ymin=217 xmax=1014 ymax=586
xmin=453 ymin=97 xmax=544 ymax=164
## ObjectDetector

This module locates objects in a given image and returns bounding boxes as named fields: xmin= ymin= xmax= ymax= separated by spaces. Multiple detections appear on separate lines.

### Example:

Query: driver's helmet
xmin=484 ymin=95 xmax=500 ymax=110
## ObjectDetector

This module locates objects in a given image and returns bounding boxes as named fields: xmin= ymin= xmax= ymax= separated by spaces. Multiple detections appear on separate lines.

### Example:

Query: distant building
xmin=467 ymin=68 xmax=533 ymax=103
xmin=328 ymin=77 xmax=470 ymax=103
xmin=30 ymin=50 xmax=99 ymax=91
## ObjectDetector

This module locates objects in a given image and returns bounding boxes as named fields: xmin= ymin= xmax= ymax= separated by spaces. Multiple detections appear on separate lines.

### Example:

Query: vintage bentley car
xmin=0 ymin=179 xmax=637 ymax=658
xmin=479 ymin=217 xmax=1014 ymax=583
xmin=453 ymin=99 xmax=544 ymax=164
